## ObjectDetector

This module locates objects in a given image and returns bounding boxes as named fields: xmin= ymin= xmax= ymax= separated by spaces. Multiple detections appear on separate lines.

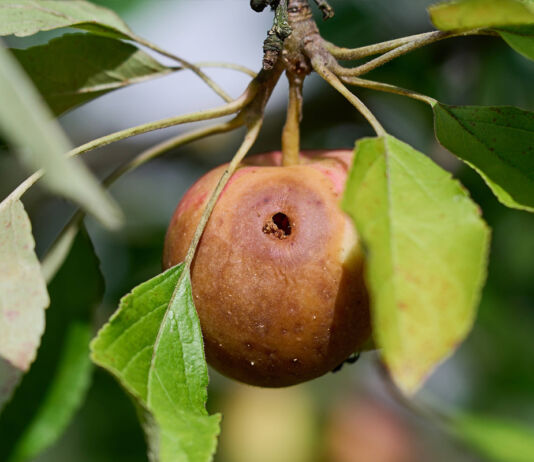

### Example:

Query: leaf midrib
xmin=382 ymin=137 xmax=406 ymax=367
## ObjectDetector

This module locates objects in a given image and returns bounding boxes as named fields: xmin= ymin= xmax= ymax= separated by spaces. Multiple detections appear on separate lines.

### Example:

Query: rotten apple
xmin=163 ymin=150 xmax=370 ymax=387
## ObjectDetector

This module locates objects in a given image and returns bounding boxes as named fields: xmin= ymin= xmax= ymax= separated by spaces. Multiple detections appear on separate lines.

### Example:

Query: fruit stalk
xmin=182 ymin=65 xmax=284 ymax=270
xmin=281 ymin=72 xmax=303 ymax=166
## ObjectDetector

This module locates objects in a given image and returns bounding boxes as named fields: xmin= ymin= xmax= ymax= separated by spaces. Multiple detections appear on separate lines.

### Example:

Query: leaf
xmin=0 ymin=198 xmax=49 ymax=412
xmin=12 ymin=33 xmax=174 ymax=116
xmin=429 ymin=0 xmax=534 ymax=31
xmin=429 ymin=0 xmax=534 ymax=61
xmin=497 ymin=25 xmax=534 ymax=61
xmin=91 ymin=265 xmax=220 ymax=462
xmin=342 ymin=135 xmax=490 ymax=394
xmin=433 ymin=104 xmax=534 ymax=212
xmin=0 ymin=227 xmax=100 ymax=461
xmin=0 ymin=0 xmax=133 ymax=40
xmin=453 ymin=414 xmax=534 ymax=462
xmin=0 ymin=43 xmax=122 ymax=229
xmin=0 ymin=360 xmax=22 ymax=414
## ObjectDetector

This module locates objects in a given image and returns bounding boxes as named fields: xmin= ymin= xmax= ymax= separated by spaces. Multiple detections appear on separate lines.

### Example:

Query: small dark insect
xmin=332 ymin=352 xmax=361 ymax=373
xmin=250 ymin=0 xmax=278 ymax=12
xmin=251 ymin=0 xmax=334 ymax=19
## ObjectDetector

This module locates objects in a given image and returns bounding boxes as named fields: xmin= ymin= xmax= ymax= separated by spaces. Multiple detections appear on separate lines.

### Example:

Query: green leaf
xmin=0 ymin=197 xmax=49 ymax=412
xmin=453 ymin=414 xmax=534 ymax=462
xmin=429 ymin=0 xmax=534 ymax=60
xmin=91 ymin=265 xmax=220 ymax=462
xmin=433 ymin=104 xmax=534 ymax=212
xmin=342 ymin=135 xmax=490 ymax=394
xmin=0 ymin=0 xmax=133 ymax=40
xmin=0 ymin=43 xmax=122 ymax=229
xmin=12 ymin=33 xmax=173 ymax=116
xmin=498 ymin=25 xmax=534 ymax=61
xmin=429 ymin=0 xmax=534 ymax=31
xmin=0 ymin=227 xmax=101 ymax=461
xmin=430 ymin=0 xmax=534 ymax=61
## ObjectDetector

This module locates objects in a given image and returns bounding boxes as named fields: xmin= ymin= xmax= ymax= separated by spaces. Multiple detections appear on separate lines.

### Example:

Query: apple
xmin=163 ymin=150 xmax=370 ymax=387
xmin=326 ymin=398 xmax=417 ymax=462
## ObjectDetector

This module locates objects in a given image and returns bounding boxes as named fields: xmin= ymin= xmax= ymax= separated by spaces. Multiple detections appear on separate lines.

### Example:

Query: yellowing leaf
xmin=342 ymin=135 xmax=490 ymax=394
xmin=2 ymin=228 xmax=100 ymax=462
xmin=0 ymin=198 xmax=49 ymax=411
xmin=429 ymin=0 xmax=534 ymax=31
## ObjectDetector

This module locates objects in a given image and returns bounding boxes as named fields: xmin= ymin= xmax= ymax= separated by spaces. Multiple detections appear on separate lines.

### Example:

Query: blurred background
xmin=1 ymin=0 xmax=533 ymax=461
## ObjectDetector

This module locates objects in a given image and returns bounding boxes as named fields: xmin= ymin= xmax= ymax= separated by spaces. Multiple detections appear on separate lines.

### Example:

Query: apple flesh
xmin=163 ymin=150 xmax=370 ymax=387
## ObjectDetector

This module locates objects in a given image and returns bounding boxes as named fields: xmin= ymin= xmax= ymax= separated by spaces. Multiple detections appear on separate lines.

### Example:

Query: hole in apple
xmin=263 ymin=212 xmax=292 ymax=239
xmin=272 ymin=213 xmax=292 ymax=235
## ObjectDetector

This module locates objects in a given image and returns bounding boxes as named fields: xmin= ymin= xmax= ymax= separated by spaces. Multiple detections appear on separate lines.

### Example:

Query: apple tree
xmin=1 ymin=0 xmax=534 ymax=461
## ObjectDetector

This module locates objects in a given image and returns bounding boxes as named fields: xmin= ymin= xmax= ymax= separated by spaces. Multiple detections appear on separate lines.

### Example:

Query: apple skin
xmin=163 ymin=150 xmax=370 ymax=387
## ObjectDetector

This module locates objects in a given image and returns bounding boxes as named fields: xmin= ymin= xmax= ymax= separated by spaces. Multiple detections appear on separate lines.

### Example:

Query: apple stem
xmin=282 ymin=72 xmax=303 ymax=166
xmin=181 ymin=65 xmax=283 ymax=271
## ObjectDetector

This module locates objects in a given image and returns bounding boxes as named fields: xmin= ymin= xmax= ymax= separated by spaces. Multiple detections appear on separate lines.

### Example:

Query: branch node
xmin=254 ymin=0 xmax=293 ymax=70
xmin=263 ymin=31 xmax=285 ymax=71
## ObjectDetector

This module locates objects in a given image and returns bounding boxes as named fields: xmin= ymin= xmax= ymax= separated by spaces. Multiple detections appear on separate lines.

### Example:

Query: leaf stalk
xmin=341 ymin=76 xmax=437 ymax=106
xmin=312 ymin=57 xmax=386 ymax=136
xmin=332 ymin=29 xmax=498 ymax=76
xmin=41 ymin=120 xmax=242 ymax=282
xmin=131 ymin=35 xmax=234 ymax=103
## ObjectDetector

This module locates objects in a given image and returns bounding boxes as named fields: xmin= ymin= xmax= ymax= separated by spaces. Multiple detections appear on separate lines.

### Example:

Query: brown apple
xmin=163 ymin=150 xmax=370 ymax=387
xmin=326 ymin=397 xmax=418 ymax=462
